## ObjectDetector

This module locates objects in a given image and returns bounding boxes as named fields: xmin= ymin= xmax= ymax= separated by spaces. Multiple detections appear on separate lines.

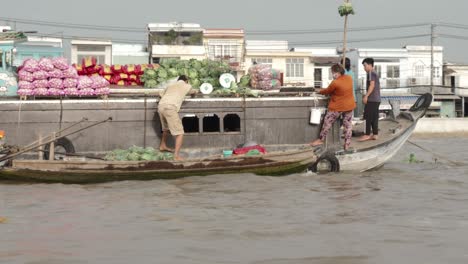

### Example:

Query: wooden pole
xmin=48 ymin=133 xmax=55 ymax=161
xmin=341 ymin=0 xmax=350 ymax=67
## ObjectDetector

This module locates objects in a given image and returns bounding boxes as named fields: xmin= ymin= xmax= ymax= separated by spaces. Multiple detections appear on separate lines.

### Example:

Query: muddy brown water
xmin=1 ymin=136 xmax=468 ymax=264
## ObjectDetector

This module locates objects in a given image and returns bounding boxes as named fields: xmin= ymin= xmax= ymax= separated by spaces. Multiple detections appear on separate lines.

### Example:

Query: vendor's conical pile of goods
xmin=17 ymin=57 xmax=110 ymax=97
xmin=141 ymin=58 xmax=231 ymax=89
xmin=74 ymin=57 xmax=157 ymax=87
xmin=248 ymin=64 xmax=282 ymax=90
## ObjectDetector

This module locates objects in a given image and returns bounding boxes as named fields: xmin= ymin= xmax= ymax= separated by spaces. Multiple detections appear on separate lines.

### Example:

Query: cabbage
xmin=144 ymin=79 xmax=158 ymax=88
xmin=143 ymin=69 xmax=157 ymax=79
xmin=239 ymin=75 xmax=251 ymax=87
xmin=189 ymin=78 xmax=201 ymax=88
xmin=188 ymin=69 xmax=198 ymax=79
xmin=157 ymin=68 xmax=168 ymax=78
xmin=168 ymin=68 xmax=179 ymax=77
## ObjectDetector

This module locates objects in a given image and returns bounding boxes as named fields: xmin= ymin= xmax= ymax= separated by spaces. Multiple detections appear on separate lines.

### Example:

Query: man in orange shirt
xmin=310 ymin=64 xmax=356 ymax=150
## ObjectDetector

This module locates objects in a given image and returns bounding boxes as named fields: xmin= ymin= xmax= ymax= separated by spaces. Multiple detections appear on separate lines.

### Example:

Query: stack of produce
xmin=104 ymin=146 xmax=173 ymax=161
xmin=17 ymin=57 xmax=110 ymax=97
xmin=141 ymin=58 xmax=231 ymax=89
xmin=248 ymin=64 xmax=282 ymax=90
xmin=74 ymin=57 xmax=157 ymax=87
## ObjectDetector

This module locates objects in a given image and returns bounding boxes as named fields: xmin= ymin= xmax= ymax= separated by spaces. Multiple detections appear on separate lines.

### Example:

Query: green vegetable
xmin=338 ymin=2 xmax=355 ymax=16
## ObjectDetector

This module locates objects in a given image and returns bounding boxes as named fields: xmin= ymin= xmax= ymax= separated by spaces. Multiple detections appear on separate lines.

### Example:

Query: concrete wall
xmin=0 ymin=97 xmax=325 ymax=154
xmin=414 ymin=117 xmax=468 ymax=133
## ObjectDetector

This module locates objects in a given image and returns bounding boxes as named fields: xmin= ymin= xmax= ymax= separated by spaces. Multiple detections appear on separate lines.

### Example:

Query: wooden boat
xmin=0 ymin=144 xmax=318 ymax=183
xmin=310 ymin=93 xmax=433 ymax=172
xmin=0 ymin=93 xmax=433 ymax=183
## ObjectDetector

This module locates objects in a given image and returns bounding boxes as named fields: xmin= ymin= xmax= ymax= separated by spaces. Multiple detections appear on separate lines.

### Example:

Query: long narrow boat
xmin=0 ymin=144 xmax=318 ymax=183
xmin=0 ymin=93 xmax=432 ymax=183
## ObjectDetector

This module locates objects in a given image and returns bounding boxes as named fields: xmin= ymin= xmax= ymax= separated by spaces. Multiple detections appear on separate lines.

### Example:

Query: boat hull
xmin=0 ymin=147 xmax=316 ymax=183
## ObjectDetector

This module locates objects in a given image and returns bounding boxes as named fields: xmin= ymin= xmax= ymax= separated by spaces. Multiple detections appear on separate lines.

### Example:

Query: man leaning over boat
xmin=157 ymin=75 xmax=197 ymax=160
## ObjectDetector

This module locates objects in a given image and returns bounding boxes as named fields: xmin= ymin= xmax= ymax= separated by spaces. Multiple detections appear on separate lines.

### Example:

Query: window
xmin=182 ymin=115 xmax=199 ymax=133
xmin=314 ymin=68 xmax=322 ymax=88
xmin=209 ymin=45 xmax=239 ymax=62
xmin=202 ymin=114 xmax=220 ymax=132
xmin=77 ymin=45 xmax=106 ymax=52
xmin=387 ymin=65 xmax=400 ymax=78
xmin=286 ymin=58 xmax=304 ymax=77
xmin=374 ymin=65 xmax=382 ymax=78
xmin=223 ymin=114 xmax=241 ymax=132
xmin=433 ymin=67 xmax=441 ymax=78
xmin=415 ymin=65 xmax=424 ymax=77
xmin=251 ymin=58 xmax=272 ymax=66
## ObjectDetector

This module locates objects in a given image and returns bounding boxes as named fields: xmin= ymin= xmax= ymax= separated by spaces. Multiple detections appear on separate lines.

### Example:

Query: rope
xmin=407 ymin=140 xmax=466 ymax=166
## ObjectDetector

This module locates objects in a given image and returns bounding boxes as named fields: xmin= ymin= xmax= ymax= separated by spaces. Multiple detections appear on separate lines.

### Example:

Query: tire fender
xmin=43 ymin=137 xmax=76 ymax=160
xmin=308 ymin=152 xmax=340 ymax=173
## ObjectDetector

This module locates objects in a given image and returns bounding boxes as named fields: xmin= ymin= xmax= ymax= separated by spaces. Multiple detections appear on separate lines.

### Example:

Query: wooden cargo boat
xmin=0 ymin=93 xmax=432 ymax=183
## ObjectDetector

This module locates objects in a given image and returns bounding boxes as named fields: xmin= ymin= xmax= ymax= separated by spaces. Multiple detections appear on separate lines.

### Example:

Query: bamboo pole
xmin=0 ymin=117 xmax=112 ymax=163
xmin=341 ymin=0 xmax=350 ymax=67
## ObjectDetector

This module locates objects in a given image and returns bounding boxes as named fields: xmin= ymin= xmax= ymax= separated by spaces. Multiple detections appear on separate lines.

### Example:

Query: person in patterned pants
xmin=310 ymin=64 xmax=356 ymax=151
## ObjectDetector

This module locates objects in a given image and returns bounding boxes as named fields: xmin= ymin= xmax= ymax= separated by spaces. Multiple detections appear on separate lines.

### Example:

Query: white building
xmin=245 ymin=40 xmax=312 ymax=86
xmin=293 ymin=47 xmax=341 ymax=88
xmin=70 ymin=39 xmax=112 ymax=65
xmin=347 ymin=45 xmax=443 ymax=92
xmin=148 ymin=22 xmax=205 ymax=63
xmin=112 ymin=44 xmax=149 ymax=65
xmin=203 ymin=28 xmax=245 ymax=77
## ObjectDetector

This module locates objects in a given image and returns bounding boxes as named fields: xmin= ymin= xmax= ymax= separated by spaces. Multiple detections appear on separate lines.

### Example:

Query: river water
xmin=1 ymin=136 xmax=468 ymax=264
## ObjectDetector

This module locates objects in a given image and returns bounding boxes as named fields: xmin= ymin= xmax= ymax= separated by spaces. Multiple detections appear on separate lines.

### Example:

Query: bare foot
xmin=159 ymin=147 xmax=174 ymax=153
xmin=309 ymin=139 xmax=324 ymax=147
xmin=371 ymin=135 xmax=378 ymax=140
xmin=358 ymin=135 xmax=372 ymax=142
xmin=173 ymin=156 xmax=183 ymax=161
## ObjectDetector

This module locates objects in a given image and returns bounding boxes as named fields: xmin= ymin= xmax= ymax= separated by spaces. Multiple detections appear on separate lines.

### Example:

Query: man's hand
xmin=363 ymin=95 xmax=368 ymax=104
